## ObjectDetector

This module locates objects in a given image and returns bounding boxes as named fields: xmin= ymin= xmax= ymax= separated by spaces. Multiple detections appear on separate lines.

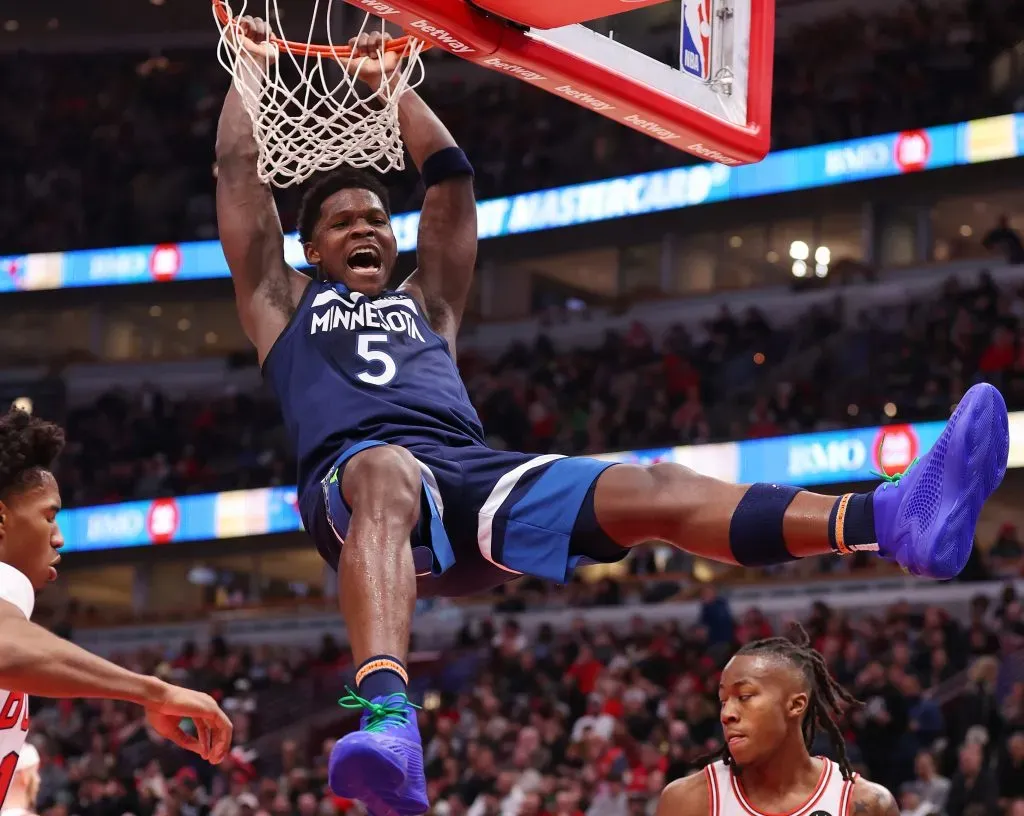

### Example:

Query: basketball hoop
xmin=212 ymin=0 xmax=430 ymax=187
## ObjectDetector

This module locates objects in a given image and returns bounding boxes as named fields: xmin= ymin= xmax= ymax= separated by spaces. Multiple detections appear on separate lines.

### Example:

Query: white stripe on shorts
xmin=477 ymin=454 xmax=565 ymax=574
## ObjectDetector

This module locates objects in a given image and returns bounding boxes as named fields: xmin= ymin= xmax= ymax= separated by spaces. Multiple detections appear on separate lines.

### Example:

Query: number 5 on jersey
xmin=356 ymin=334 xmax=397 ymax=386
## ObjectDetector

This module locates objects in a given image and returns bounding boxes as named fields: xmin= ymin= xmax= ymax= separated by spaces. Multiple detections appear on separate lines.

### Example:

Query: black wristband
xmin=421 ymin=146 xmax=474 ymax=188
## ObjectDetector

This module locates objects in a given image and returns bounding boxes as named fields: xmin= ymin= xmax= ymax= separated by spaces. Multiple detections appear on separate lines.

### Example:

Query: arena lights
xmin=814 ymin=246 xmax=830 ymax=278
xmin=790 ymin=242 xmax=830 ymax=278
xmin=789 ymin=240 xmax=809 ymax=278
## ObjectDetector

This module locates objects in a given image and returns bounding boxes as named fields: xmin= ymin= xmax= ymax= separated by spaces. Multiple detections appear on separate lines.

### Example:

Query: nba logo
xmin=681 ymin=0 xmax=713 ymax=81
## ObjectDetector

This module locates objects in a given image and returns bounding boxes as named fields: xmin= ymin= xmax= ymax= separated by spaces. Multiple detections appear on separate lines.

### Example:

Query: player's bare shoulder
xmin=656 ymin=770 xmax=711 ymax=816
xmin=849 ymin=777 xmax=899 ymax=816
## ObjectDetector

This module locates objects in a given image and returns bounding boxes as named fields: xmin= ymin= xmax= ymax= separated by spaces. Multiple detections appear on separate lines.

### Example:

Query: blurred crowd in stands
xmin=71 ymin=505 xmax=1019 ymax=624
xmin=50 ymin=270 xmax=1024 ymax=507
xmin=2 ymin=0 xmax=1024 ymax=254
xmin=19 ymin=582 xmax=1024 ymax=816
xmin=11 ymin=4 xmax=1024 ymax=816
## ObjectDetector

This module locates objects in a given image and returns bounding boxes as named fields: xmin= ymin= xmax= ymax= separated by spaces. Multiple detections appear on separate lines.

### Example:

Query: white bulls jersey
xmin=703 ymin=758 xmax=856 ymax=816
xmin=0 ymin=563 xmax=34 ymax=810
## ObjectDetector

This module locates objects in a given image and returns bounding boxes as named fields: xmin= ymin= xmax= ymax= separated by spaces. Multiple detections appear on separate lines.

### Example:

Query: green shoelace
xmin=338 ymin=687 xmax=420 ymax=734
xmin=869 ymin=433 xmax=919 ymax=489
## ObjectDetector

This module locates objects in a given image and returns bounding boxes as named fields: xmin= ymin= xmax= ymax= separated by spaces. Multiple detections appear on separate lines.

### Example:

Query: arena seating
xmin=24 ymin=583 xmax=1024 ymax=816
xmin=6 ymin=5 xmax=1024 ymax=814
xmin=50 ymin=268 xmax=1024 ymax=508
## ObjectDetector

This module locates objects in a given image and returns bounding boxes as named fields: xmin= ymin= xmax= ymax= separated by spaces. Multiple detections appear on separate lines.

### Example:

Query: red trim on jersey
xmin=729 ymin=758 xmax=832 ymax=816
xmin=839 ymin=772 xmax=858 ymax=816
xmin=704 ymin=765 xmax=720 ymax=816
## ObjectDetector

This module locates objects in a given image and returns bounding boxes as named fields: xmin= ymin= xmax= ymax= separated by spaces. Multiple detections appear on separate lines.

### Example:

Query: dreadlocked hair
xmin=712 ymin=622 xmax=862 ymax=780
xmin=0 ymin=407 xmax=64 ymax=497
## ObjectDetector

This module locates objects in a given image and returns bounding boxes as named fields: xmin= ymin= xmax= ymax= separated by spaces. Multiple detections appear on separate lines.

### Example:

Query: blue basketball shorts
xmin=301 ymin=440 xmax=626 ymax=597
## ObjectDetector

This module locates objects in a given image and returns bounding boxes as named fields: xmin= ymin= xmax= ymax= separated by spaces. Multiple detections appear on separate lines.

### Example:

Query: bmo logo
xmin=147 ymin=498 xmax=181 ymax=544
xmin=86 ymin=509 xmax=145 ymax=544
xmin=149 ymin=243 xmax=182 ymax=282
xmin=788 ymin=438 xmax=867 ymax=480
xmin=895 ymin=130 xmax=931 ymax=172
xmin=824 ymin=141 xmax=890 ymax=178
xmin=872 ymin=426 xmax=919 ymax=477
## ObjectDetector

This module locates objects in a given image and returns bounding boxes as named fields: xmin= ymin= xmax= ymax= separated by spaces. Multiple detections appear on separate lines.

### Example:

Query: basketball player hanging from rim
xmin=658 ymin=625 xmax=900 ymax=816
xmin=215 ymin=17 xmax=1008 ymax=816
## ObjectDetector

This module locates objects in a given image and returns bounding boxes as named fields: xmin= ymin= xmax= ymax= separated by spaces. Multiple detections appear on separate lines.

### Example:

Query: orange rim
xmin=212 ymin=0 xmax=431 ymax=58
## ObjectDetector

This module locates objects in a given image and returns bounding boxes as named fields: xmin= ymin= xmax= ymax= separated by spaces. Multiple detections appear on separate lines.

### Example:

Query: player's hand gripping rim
xmin=345 ymin=31 xmax=404 ymax=94
xmin=226 ymin=15 xmax=279 ymax=69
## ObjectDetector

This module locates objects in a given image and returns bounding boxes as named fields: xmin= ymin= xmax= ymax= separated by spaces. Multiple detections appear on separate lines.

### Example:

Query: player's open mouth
xmin=48 ymin=556 xmax=61 ymax=581
xmin=347 ymin=246 xmax=382 ymax=274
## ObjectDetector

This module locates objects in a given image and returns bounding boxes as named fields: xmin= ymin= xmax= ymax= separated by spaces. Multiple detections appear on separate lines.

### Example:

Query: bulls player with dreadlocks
xmin=657 ymin=626 xmax=898 ymax=816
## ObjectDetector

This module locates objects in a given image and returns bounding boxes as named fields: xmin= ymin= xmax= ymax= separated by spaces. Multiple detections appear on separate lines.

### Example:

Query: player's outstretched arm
xmin=350 ymin=33 xmax=477 ymax=350
xmin=0 ymin=600 xmax=232 ymax=763
xmin=655 ymin=771 xmax=709 ymax=816
xmin=215 ymin=16 xmax=302 ymax=361
xmin=849 ymin=778 xmax=899 ymax=815
xmin=400 ymin=85 xmax=477 ymax=350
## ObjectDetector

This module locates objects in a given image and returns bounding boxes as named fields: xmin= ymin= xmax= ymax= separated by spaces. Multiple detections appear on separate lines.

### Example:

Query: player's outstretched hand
xmin=346 ymin=31 xmax=402 ymax=90
xmin=144 ymin=684 xmax=233 ymax=764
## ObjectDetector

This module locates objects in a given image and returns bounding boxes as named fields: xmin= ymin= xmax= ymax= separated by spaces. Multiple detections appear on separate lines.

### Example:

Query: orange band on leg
xmin=833 ymin=493 xmax=852 ymax=555
xmin=356 ymin=659 xmax=409 ymax=687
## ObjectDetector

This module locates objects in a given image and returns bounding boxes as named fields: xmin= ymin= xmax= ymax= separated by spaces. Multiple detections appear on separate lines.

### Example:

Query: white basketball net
xmin=214 ymin=0 xmax=428 ymax=187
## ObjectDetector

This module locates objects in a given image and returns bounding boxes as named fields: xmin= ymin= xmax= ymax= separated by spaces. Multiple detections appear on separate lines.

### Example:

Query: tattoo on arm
xmin=853 ymin=789 xmax=898 ymax=815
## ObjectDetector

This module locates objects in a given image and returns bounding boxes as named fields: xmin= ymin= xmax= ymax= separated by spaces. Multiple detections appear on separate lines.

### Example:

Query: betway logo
xmin=357 ymin=0 xmax=400 ymax=14
xmin=688 ymin=142 xmax=741 ymax=165
xmin=555 ymin=85 xmax=614 ymax=111
xmin=788 ymin=439 xmax=867 ymax=479
xmin=625 ymin=114 xmax=681 ymax=141
xmin=409 ymin=20 xmax=474 ymax=54
xmin=484 ymin=57 xmax=545 ymax=82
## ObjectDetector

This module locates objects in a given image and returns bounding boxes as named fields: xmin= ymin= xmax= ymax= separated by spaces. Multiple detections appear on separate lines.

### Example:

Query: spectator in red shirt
xmin=567 ymin=645 xmax=604 ymax=696
xmin=662 ymin=355 xmax=699 ymax=398
xmin=979 ymin=326 xmax=1016 ymax=373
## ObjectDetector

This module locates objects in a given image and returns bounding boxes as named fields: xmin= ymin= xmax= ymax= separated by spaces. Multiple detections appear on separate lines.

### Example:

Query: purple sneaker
xmin=329 ymin=691 xmax=428 ymax=816
xmin=873 ymin=383 xmax=1009 ymax=579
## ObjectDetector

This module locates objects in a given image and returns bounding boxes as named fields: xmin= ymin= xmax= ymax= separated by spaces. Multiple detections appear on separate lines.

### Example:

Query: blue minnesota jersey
xmin=262 ymin=280 xmax=486 ymax=507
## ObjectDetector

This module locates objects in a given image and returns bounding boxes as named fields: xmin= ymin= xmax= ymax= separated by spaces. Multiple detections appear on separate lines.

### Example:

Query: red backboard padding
xmin=339 ymin=0 xmax=773 ymax=164
xmin=470 ymin=0 xmax=671 ymax=30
